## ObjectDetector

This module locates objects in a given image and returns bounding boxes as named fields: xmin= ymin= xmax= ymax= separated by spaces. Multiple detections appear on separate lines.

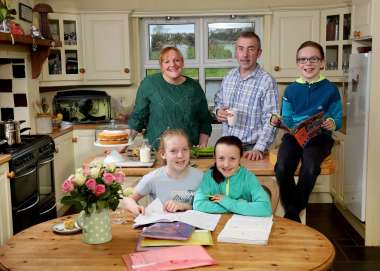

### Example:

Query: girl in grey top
xmin=122 ymin=129 xmax=203 ymax=216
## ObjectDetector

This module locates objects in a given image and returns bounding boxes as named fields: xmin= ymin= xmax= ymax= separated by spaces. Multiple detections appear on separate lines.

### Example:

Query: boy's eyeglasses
xmin=296 ymin=57 xmax=321 ymax=64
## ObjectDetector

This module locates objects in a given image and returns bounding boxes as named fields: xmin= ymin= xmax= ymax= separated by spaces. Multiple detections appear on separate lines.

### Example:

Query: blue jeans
xmin=274 ymin=133 xmax=334 ymax=215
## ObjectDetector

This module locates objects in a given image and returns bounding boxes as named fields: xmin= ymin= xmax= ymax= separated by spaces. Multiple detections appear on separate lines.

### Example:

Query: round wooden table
xmin=0 ymin=215 xmax=334 ymax=271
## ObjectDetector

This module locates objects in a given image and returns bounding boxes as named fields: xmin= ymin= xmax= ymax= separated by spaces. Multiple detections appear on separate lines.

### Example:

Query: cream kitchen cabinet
xmin=271 ymin=10 xmax=320 ymax=79
xmin=352 ymin=0 xmax=373 ymax=39
xmin=53 ymin=131 xmax=75 ymax=215
xmin=330 ymin=133 xmax=345 ymax=205
xmin=321 ymin=8 xmax=352 ymax=77
xmin=40 ymin=13 xmax=83 ymax=86
xmin=73 ymin=129 xmax=104 ymax=169
xmin=0 ymin=162 xmax=13 ymax=245
xmin=81 ymin=12 xmax=132 ymax=85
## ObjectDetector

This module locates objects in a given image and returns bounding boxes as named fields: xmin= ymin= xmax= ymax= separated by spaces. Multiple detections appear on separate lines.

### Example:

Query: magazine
xmin=270 ymin=111 xmax=325 ymax=147
xmin=141 ymin=221 xmax=195 ymax=240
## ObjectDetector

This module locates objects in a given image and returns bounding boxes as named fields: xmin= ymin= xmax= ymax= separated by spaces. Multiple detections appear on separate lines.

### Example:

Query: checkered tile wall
xmin=0 ymin=58 xmax=30 ymax=124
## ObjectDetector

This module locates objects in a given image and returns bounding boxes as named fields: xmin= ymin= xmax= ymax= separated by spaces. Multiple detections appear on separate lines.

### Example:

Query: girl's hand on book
xmin=209 ymin=194 xmax=223 ymax=202
xmin=321 ymin=118 xmax=335 ymax=131
xmin=163 ymin=200 xmax=189 ymax=212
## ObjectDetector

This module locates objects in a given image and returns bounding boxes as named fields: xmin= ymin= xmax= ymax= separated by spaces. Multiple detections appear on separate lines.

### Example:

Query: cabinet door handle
xmin=274 ymin=66 xmax=280 ymax=72
xmin=124 ymin=68 xmax=130 ymax=74
xmin=80 ymin=68 xmax=86 ymax=74
xmin=72 ymin=137 xmax=78 ymax=143
xmin=7 ymin=171 xmax=15 ymax=179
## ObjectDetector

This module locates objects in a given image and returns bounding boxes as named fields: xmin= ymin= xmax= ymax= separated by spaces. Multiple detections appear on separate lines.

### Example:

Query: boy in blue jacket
xmin=275 ymin=41 xmax=342 ymax=222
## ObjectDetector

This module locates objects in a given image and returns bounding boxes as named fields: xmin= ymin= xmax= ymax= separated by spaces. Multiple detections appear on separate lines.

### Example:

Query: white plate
xmin=94 ymin=141 xmax=130 ymax=148
xmin=52 ymin=221 xmax=81 ymax=235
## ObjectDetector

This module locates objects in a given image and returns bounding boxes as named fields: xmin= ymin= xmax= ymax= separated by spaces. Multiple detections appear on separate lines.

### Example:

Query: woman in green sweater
xmin=193 ymin=136 xmax=272 ymax=217
xmin=127 ymin=46 xmax=212 ymax=149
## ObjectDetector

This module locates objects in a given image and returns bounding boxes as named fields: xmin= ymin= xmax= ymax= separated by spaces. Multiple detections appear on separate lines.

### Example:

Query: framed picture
xmin=19 ymin=3 xmax=33 ymax=23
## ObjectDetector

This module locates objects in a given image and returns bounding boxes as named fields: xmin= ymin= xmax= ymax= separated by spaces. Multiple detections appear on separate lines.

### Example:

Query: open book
xmin=134 ymin=199 xmax=221 ymax=231
xmin=270 ymin=111 xmax=325 ymax=147
xmin=217 ymin=215 xmax=273 ymax=245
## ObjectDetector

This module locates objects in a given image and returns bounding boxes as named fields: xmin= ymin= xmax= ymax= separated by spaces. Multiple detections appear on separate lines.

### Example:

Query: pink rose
xmin=62 ymin=180 xmax=74 ymax=193
xmin=114 ymin=171 xmax=125 ymax=183
xmin=103 ymin=172 xmax=115 ymax=184
xmin=95 ymin=184 xmax=106 ymax=196
xmin=85 ymin=178 xmax=96 ymax=192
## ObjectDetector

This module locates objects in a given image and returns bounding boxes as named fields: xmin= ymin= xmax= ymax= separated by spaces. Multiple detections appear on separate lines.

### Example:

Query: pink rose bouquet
xmin=61 ymin=163 xmax=125 ymax=214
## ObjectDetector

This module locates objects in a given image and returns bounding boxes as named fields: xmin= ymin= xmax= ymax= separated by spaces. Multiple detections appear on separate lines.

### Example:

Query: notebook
xmin=217 ymin=215 xmax=273 ymax=245
xmin=123 ymin=245 xmax=217 ymax=271
xmin=140 ymin=230 xmax=214 ymax=247
xmin=141 ymin=221 xmax=195 ymax=240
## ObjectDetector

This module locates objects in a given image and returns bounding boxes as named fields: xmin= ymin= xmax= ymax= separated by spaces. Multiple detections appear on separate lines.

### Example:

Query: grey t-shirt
xmin=135 ymin=167 xmax=203 ymax=205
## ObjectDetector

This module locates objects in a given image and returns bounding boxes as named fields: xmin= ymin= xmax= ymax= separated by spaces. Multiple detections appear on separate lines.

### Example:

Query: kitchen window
xmin=141 ymin=16 xmax=263 ymax=106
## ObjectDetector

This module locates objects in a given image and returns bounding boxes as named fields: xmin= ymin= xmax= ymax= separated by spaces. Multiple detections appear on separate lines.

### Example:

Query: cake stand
xmin=94 ymin=141 xmax=130 ymax=165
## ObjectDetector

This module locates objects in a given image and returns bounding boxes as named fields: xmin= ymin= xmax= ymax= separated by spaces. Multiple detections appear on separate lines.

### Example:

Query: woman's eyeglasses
xmin=296 ymin=57 xmax=321 ymax=64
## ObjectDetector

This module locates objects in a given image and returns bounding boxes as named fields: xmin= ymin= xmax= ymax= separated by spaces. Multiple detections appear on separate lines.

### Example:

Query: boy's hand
xmin=321 ymin=118 xmax=335 ymax=131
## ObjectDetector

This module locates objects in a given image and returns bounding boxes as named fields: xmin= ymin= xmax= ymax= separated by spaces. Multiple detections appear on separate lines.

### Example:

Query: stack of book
xmin=122 ymin=199 xmax=218 ymax=270
xmin=136 ymin=221 xmax=214 ymax=251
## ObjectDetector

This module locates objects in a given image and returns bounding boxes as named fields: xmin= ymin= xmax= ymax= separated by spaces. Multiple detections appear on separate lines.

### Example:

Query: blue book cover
xmin=141 ymin=221 xmax=195 ymax=240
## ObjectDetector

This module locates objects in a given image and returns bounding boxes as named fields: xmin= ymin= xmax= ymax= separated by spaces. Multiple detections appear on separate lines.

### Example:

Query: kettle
xmin=3 ymin=120 xmax=31 ymax=146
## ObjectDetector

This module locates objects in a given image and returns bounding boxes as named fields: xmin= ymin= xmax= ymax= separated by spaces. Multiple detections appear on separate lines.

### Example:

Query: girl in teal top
xmin=193 ymin=136 xmax=272 ymax=217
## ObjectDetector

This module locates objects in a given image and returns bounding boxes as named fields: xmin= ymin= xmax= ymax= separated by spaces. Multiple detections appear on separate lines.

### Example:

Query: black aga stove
xmin=3 ymin=135 xmax=57 ymax=234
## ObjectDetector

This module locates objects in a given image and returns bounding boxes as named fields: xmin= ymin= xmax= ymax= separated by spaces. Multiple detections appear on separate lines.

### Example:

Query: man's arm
xmin=254 ymin=77 xmax=279 ymax=152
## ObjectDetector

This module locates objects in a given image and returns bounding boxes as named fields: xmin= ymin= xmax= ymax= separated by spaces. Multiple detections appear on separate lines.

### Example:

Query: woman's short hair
xmin=157 ymin=128 xmax=190 ymax=165
xmin=159 ymin=46 xmax=184 ymax=65
xmin=212 ymin=136 xmax=243 ymax=183
xmin=296 ymin=40 xmax=325 ymax=60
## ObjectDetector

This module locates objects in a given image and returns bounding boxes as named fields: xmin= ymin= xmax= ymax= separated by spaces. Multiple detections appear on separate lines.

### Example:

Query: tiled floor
xmin=306 ymin=203 xmax=380 ymax=271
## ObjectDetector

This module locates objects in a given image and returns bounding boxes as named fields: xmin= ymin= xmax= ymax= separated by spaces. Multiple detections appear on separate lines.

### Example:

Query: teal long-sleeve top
xmin=193 ymin=166 xmax=272 ymax=217
xmin=128 ymin=73 xmax=212 ymax=149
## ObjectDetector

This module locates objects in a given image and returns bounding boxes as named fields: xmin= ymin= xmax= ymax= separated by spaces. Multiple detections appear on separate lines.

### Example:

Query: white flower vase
xmin=77 ymin=205 xmax=112 ymax=244
xmin=0 ymin=20 xmax=10 ymax=33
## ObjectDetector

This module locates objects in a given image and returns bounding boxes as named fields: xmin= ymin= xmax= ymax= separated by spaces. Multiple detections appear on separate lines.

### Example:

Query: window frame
xmin=141 ymin=16 xmax=264 ymax=104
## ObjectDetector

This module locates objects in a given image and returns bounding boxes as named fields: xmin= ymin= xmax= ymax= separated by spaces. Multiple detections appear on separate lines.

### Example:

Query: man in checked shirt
xmin=215 ymin=31 xmax=279 ymax=160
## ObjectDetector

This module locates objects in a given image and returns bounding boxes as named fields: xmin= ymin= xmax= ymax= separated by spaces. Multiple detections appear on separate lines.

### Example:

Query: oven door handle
xmin=40 ymin=203 xmax=57 ymax=215
xmin=15 ymin=166 xmax=37 ymax=179
xmin=39 ymin=157 xmax=55 ymax=165
xmin=16 ymin=195 xmax=40 ymax=213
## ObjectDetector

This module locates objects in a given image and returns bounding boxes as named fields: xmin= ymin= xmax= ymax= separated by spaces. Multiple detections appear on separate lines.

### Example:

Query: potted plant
xmin=61 ymin=162 xmax=125 ymax=244
xmin=0 ymin=0 xmax=16 ymax=33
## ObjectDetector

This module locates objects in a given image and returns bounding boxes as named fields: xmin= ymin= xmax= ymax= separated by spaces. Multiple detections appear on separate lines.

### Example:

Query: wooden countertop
xmin=0 ymin=154 xmax=11 ymax=165
xmin=0 ymin=214 xmax=334 ymax=271
xmin=88 ymin=153 xmax=335 ymax=177
xmin=46 ymin=123 xmax=113 ymax=139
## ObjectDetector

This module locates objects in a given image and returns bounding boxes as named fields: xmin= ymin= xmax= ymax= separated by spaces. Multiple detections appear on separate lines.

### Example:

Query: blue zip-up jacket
xmin=282 ymin=76 xmax=342 ymax=131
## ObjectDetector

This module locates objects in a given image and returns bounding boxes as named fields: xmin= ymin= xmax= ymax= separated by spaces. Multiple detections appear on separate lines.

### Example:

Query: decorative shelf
xmin=0 ymin=32 xmax=62 ymax=79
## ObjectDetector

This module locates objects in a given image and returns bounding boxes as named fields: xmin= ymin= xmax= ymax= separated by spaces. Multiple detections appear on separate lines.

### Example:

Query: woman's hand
xmin=209 ymin=194 xmax=224 ymax=203
xmin=163 ymin=200 xmax=190 ymax=212
xmin=243 ymin=150 xmax=264 ymax=160
xmin=321 ymin=118 xmax=336 ymax=131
